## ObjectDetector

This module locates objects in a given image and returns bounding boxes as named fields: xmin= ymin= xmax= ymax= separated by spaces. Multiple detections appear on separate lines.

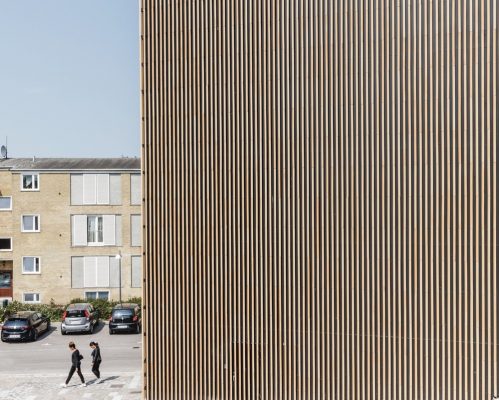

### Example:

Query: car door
xmin=31 ymin=314 xmax=41 ymax=334
xmin=90 ymin=305 xmax=98 ymax=322
xmin=37 ymin=313 xmax=47 ymax=332
xmin=88 ymin=306 xmax=95 ymax=325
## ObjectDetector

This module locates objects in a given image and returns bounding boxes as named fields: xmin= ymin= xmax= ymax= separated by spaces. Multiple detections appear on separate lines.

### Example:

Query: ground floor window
xmin=0 ymin=272 xmax=11 ymax=288
xmin=23 ymin=293 xmax=40 ymax=303
xmin=85 ymin=291 xmax=109 ymax=300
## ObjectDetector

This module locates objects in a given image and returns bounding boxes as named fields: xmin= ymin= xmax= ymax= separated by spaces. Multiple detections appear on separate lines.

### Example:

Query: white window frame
xmin=0 ymin=196 xmax=12 ymax=211
xmin=84 ymin=291 xmax=109 ymax=301
xmin=22 ymin=256 xmax=41 ymax=274
xmin=21 ymin=215 xmax=41 ymax=233
xmin=23 ymin=293 xmax=41 ymax=303
xmin=21 ymin=173 xmax=40 ymax=191
xmin=87 ymin=215 xmax=104 ymax=245
xmin=0 ymin=238 xmax=12 ymax=251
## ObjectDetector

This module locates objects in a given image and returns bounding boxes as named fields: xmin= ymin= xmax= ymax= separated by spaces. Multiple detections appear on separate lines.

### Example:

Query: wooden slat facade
xmin=140 ymin=1 xmax=498 ymax=398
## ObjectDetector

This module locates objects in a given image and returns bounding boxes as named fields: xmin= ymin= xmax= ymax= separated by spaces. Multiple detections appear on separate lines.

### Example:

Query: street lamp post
xmin=115 ymin=251 xmax=122 ymax=305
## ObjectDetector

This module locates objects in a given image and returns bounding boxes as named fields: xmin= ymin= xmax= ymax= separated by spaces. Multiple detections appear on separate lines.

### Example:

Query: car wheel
xmin=89 ymin=324 xmax=94 ymax=334
xmin=46 ymin=321 xmax=51 ymax=333
xmin=109 ymin=329 xmax=114 ymax=335
xmin=32 ymin=330 xmax=38 ymax=342
xmin=135 ymin=324 xmax=140 ymax=334
xmin=61 ymin=329 xmax=66 ymax=335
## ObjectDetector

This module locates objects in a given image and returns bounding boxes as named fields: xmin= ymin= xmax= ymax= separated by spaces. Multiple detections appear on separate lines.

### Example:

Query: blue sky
xmin=0 ymin=1 xmax=139 ymax=158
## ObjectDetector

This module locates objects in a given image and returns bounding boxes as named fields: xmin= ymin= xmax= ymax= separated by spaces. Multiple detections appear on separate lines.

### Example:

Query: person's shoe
xmin=95 ymin=378 xmax=101 ymax=383
xmin=80 ymin=383 xmax=87 ymax=387
xmin=60 ymin=383 xmax=67 ymax=388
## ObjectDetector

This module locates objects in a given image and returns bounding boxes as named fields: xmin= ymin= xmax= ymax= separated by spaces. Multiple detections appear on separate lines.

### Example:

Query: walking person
xmin=90 ymin=341 xmax=102 ymax=383
xmin=61 ymin=341 xmax=86 ymax=388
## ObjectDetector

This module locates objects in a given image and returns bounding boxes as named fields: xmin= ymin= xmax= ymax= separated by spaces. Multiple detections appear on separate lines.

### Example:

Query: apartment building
xmin=0 ymin=157 xmax=141 ymax=304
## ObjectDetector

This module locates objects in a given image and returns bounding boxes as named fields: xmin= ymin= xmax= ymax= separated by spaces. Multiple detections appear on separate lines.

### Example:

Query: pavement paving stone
xmin=0 ymin=371 xmax=142 ymax=400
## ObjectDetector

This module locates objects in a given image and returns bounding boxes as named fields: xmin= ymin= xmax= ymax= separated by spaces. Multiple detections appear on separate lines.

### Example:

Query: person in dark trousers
xmin=90 ymin=341 xmax=102 ymax=382
xmin=61 ymin=341 xmax=86 ymax=388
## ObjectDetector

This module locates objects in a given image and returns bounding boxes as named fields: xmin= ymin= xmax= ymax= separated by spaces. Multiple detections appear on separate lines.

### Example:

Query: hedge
xmin=0 ymin=297 xmax=142 ymax=322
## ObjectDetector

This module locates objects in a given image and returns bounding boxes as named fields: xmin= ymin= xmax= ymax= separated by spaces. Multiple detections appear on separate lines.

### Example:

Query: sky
xmin=0 ymin=1 xmax=140 ymax=158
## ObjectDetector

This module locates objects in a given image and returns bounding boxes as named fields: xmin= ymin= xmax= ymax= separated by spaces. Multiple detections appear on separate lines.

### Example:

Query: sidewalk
xmin=0 ymin=371 xmax=142 ymax=400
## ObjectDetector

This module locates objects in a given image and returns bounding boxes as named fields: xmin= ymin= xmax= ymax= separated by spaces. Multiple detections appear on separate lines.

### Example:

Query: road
xmin=0 ymin=321 xmax=142 ymax=400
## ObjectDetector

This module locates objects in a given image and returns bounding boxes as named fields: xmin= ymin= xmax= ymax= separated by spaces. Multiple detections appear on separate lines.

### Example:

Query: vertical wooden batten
xmin=141 ymin=1 xmax=499 ymax=398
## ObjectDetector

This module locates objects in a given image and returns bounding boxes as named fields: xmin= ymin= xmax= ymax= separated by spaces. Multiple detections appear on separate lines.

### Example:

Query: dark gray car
xmin=61 ymin=303 xmax=99 ymax=335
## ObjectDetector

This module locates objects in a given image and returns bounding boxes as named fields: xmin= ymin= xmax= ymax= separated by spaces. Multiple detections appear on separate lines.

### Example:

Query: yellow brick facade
xmin=0 ymin=166 xmax=141 ymax=304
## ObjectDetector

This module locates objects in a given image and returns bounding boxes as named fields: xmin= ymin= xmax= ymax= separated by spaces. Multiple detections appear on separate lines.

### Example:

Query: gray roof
xmin=0 ymin=158 xmax=140 ymax=171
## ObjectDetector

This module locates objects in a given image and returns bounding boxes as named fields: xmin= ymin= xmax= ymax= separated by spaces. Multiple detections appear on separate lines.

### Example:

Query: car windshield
xmin=4 ymin=318 xmax=29 ymax=327
xmin=113 ymin=309 xmax=133 ymax=317
xmin=67 ymin=310 xmax=86 ymax=318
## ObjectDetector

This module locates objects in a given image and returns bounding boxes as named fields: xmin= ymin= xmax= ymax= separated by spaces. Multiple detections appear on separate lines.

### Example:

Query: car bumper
xmin=1 ymin=331 xmax=31 ymax=341
xmin=109 ymin=322 xmax=138 ymax=332
xmin=61 ymin=323 xmax=92 ymax=333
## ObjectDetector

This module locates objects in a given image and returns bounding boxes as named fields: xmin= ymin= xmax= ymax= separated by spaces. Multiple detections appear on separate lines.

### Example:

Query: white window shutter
xmin=83 ymin=174 xmax=97 ymax=204
xmin=109 ymin=256 xmax=120 ymax=287
xmin=71 ymin=257 xmax=84 ymax=288
xmin=131 ymin=215 xmax=141 ymax=246
xmin=71 ymin=174 xmax=84 ymax=205
xmin=84 ymin=257 xmax=97 ymax=287
xmin=96 ymin=256 xmax=110 ymax=287
xmin=131 ymin=256 xmax=142 ymax=288
xmin=115 ymin=215 xmax=122 ymax=246
xmin=130 ymin=174 xmax=141 ymax=205
xmin=96 ymin=174 xmax=110 ymax=204
xmin=109 ymin=174 xmax=122 ymax=205
xmin=103 ymin=215 xmax=116 ymax=245
xmin=73 ymin=215 xmax=88 ymax=246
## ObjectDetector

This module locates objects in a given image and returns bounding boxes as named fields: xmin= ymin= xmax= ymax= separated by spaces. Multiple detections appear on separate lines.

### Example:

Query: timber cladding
xmin=140 ymin=0 xmax=498 ymax=399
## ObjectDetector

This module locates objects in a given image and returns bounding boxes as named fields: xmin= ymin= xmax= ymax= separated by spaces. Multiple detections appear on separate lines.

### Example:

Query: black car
xmin=1 ymin=311 xmax=51 ymax=342
xmin=109 ymin=303 xmax=141 ymax=334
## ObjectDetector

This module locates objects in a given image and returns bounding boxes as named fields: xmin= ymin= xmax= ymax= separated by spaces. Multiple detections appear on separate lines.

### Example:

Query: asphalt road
xmin=0 ymin=321 xmax=142 ymax=400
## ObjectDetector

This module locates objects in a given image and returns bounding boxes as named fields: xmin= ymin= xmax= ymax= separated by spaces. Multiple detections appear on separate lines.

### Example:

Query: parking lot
xmin=0 ymin=321 xmax=142 ymax=400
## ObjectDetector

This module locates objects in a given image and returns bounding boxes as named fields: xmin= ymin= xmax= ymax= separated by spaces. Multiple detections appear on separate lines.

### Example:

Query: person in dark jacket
xmin=61 ymin=341 xmax=86 ymax=387
xmin=89 ymin=341 xmax=102 ymax=382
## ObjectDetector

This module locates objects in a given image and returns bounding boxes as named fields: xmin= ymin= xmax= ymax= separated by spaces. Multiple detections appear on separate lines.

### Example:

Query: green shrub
xmin=0 ymin=299 xmax=64 ymax=322
xmin=0 ymin=297 xmax=142 ymax=322
xmin=68 ymin=297 xmax=142 ymax=320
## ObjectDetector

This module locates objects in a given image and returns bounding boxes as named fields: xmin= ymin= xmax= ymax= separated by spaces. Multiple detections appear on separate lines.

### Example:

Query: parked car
xmin=109 ymin=303 xmax=141 ymax=334
xmin=1 ymin=311 xmax=50 ymax=342
xmin=61 ymin=303 xmax=99 ymax=335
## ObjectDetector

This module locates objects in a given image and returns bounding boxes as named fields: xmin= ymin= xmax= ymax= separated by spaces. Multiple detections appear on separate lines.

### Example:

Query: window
xmin=72 ymin=215 xmax=121 ymax=246
xmin=0 ymin=238 xmax=12 ymax=251
xmin=22 ymin=215 xmax=40 ymax=232
xmin=71 ymin=174 xmax=121 ymax=205
xmin=0 ymin=197 xmax=12 ymax=210
xmin=130 ymin=174 xmax=141 ymax=205
xmin=72 ymin=256 xmax=120 ymax=289
xmin=131 ymin=256 xmax=142 ymax=288
xmin=85 ymin=291 xmax=109 ymax=300
xmin=23 ymin=293 xmax=40 ymax=303
xmin=87 ymin=216 xmax=103 ymax=244
xmin=0 ymin=272 xmax=12 ymax=288
xmin=21 ymin=174 xmax=39 ymax=191
xmin=22 ymin=257 xmax=41 ymax=274
xmin=131 ymin=215 xmax=141 ymax=246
